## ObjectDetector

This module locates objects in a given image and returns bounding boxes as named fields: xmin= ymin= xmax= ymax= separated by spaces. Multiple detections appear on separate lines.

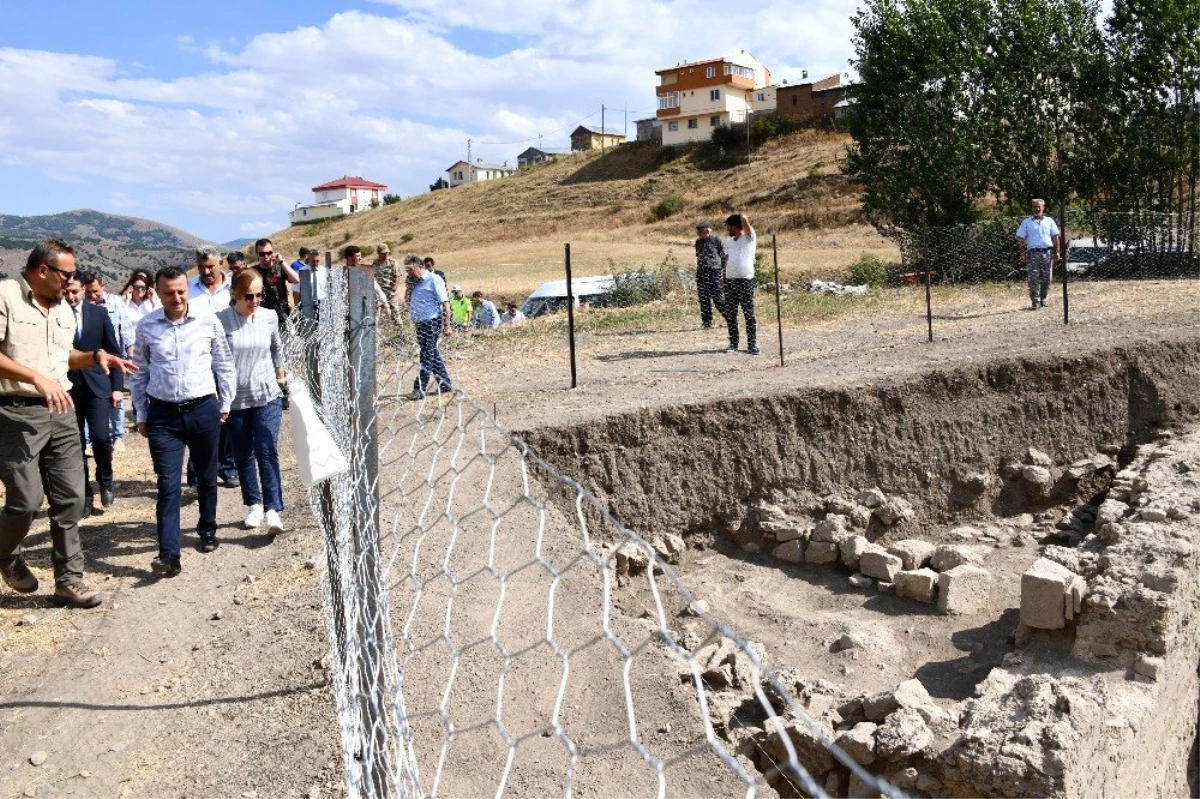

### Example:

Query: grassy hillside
xmin=0 ymin=209 xmax=211 ymax=286
xmin=269 ymin=130 xmax=897 ymax=298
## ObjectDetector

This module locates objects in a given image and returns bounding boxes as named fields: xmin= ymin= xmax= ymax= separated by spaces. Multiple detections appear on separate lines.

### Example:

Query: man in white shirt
xmin=188 ymin=245 xmax=231 ymax=317
xmin=722 ymin=213 xmax=759 ymax=356
xmin=293 ymin=249 xmax=327 ymax=311
xmin=1015 ymin=199 xmax=1061 ymax=310
xmin=186 ymin=245 xmax=236 ymax=487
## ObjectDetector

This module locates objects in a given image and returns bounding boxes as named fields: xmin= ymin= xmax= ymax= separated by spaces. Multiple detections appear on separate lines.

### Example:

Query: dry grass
xmin=270 ymin=131 xmax=895 ymax=300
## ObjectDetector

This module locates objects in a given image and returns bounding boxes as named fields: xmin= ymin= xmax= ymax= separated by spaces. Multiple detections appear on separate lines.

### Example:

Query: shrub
xmin=749 ymin=113 xmax=798 ymax=146
xmin=653 ymin=193 xmax=686 ymax=220
xmin=382 ymin=193 xmax=401 ymax=205
xmin=606 ymin=252 xmax=684 ymax=307
xmin=847 ymin=253 xmax=888 ymax=287
xmin=754 ymin=252 xmax=774 ymax=287
xmin=654 ymin=146 xmax=680 ymax=168
xmin=710 ymin=124 xmax=743 ymax=150
xmin=400 ymin=232 xmax=415 ymax=243
xmin=341 ymin=231 xmax=352 ymax=243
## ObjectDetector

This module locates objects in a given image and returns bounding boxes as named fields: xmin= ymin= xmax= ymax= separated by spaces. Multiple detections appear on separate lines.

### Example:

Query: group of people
xmin=693 ymin=213 xmax=760 ymax=355
xmin=0 ymin=238 xmax=307 ymax=605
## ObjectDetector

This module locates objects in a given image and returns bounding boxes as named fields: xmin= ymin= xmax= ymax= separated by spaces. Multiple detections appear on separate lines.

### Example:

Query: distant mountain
xmin=223 ymin=238 xmax=256 ymax=249
xmin=0 ymin=209 xmax=213 ymax=285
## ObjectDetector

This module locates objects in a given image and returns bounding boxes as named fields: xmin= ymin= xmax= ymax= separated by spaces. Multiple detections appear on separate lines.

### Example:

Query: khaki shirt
xmin=0 ymin=278 xmax=75 ymax=396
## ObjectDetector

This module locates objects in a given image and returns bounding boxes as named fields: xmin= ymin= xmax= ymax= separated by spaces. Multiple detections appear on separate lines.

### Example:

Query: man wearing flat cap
xmin=694 ymin=220 xmax=726 ymax=329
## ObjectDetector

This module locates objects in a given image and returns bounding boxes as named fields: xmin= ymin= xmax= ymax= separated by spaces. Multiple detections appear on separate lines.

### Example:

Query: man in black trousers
xmin=63 ymin=275 xmax=123 ymax=517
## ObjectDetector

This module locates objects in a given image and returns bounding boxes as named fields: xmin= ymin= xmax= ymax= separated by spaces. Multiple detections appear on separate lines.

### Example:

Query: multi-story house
xmin=288 ymin=175 xmax=387 ymax=225
xmin=655 ymin=52 xmax=772 ymax=146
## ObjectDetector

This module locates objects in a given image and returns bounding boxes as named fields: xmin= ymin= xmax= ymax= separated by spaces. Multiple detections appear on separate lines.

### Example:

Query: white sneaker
xmin=265 ymin=510 xmax=285 ymax=535
xmin=243 ymin=504 xmax=264 ymax=529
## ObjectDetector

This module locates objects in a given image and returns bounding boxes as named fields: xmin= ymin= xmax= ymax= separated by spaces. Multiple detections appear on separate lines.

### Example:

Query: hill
xmin=0 ymin=209 xmax=211 ymax=286
xmin=268 ymin=130 xmax=896 ymax=297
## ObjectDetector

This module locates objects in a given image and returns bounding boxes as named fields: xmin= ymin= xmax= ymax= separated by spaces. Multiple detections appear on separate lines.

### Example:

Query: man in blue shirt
xmin=1015 ymin=199 xmax=1061 ymax=310
xmin=403 ymin=255 xmax=452 ymax=400
xmin=130 ymin=266 xmax=235 ymax=574
xmin=470 ymin=291 xmax=501 ymax=329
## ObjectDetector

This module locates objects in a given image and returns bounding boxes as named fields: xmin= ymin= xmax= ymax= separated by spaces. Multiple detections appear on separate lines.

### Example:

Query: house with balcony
xmin=655 ymin=52 xmax=772 ymax=146
xmin=446 ymin=159 xmax=516 ymax=187
xmin=288 ymin=175 xmax=387 ymax=225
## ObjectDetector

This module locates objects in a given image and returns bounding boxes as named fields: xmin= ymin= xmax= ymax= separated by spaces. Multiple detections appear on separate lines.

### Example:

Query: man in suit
xmin=63 ymin=276 xmax=123 ymax=516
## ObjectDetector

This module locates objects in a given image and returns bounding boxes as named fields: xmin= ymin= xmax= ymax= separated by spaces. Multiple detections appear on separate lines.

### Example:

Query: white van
xmin=1065 ymin=237 xmax=1109 ymax=276
xmin=520 ymin=275 xmax=616 ymax=319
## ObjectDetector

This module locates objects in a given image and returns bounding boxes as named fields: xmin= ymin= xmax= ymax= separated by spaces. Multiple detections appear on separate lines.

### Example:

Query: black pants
xmin=73 ymin=390 xmax=113 ymax=502
xmin=723 ymin=277 xmax=757 ymax=349
xmin=696 ymin=268 xmax=724 ymax=327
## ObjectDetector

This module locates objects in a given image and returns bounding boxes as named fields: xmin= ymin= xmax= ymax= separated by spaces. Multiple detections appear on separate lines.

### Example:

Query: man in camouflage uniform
xmin=694 ymin=220 xmax=726 ymax=328
xmin=373 ymin=243 xmax=399 ymax=316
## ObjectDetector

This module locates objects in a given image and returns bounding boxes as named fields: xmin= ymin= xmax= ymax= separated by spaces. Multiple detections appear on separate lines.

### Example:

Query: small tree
xmin=429 ymin=177 xmax=449 ymax=192
xmin=382 ymin=193 xmax=402 ymax=205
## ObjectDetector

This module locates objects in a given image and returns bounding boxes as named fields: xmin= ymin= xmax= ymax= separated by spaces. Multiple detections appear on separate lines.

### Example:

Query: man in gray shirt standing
xmin=129 ymin=266 xmax=235 ymax=574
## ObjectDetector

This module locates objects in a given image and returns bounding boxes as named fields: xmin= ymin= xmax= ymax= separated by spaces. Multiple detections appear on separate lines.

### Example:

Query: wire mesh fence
xmin=284 ymin=266 xmax=900 ymax=799
xmin=883 ymin=210 xmax=1199 ymax=286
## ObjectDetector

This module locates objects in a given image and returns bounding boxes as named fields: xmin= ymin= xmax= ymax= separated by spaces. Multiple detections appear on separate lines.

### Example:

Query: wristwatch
xmin=92 ymin=348 xmax=104 ymax=364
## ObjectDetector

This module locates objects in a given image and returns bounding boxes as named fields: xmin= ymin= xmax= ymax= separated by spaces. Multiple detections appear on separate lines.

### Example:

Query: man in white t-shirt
xmin=1015 ymin=199 xmax=1061 ymax=310
xmin=722 ymin=213 xmax=759 ymax=356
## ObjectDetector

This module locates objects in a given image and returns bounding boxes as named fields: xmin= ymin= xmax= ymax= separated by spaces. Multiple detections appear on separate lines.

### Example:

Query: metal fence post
xmin=565 ymin=243 xmax=577 ymax=389
xmin=346 ymin=265 xmax=391 ymax=797
xmin=772 ymin=234 xmax=784 ymax=366
xmin=1060 ymin=200 xmax=1070 ymax=325
xmin=924 ymin=228 xmax=934 ymax=343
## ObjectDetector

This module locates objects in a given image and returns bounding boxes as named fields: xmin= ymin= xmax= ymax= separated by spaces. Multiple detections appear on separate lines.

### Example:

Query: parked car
xmin=1064 ymin=237 xmax=1110 ymax=276
xmin=520 ymin=275 xmax=615 ymax=319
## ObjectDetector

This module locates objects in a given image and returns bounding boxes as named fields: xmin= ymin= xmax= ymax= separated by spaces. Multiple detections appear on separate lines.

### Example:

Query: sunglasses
xmin=47 ymin=266 xmax=77 ymax=281
xmin=257 ymin=250 xmax=274 ymax=257
xmin=132 ymin=284 xmax=148 ymax=290
xmin=243 ymin=292 xmax=264 ymax=302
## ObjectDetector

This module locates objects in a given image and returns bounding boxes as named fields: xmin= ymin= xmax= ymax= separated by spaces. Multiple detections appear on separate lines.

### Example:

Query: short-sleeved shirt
xmin=409 ymin=271 xmax=448 ymax=323
xmin=255 ymin=265 xmax=292 ymax=318
xmin=1016 ymin=215 xmax=1060 ymax=249
xmin=0 ymin=278 xmax=75 ymax=396
xmin=725 ymin=230 xmax=757 ymax=279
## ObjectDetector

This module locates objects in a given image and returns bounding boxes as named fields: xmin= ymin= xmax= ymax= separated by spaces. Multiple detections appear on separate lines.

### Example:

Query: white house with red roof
xmin=289 ymin=175 xmax=388 ymax=225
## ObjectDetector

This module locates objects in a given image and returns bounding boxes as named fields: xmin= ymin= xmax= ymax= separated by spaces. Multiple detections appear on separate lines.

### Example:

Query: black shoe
xmin=100 ymin=487 xmax=114 ymax=508
xmin=150 ymin=556 xmax=182 ymax=576
xmin=197 ymin=534 xmax=219 ymax=553
xmin=220 ymin=475 xmax=240 ymax=488
xmin=83 ymin=502 xmax=96 ymax=518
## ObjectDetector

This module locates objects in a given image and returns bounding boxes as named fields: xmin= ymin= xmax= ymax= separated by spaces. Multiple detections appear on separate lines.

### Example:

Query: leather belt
xmin=1028 ymin=247 xmax=1052 ymax=251
xmin=0 ymin=395 xmax=48 ymax=407
xmin=149 ymin=394 xmax=214 ymax=414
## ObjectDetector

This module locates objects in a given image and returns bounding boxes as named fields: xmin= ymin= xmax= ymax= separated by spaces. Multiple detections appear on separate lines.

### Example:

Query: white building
xmin=289 ymin=176 xmax=387 ymax=225
xmin=446 ymin=160 xmax=516 ymax=187
xmin=655 ymin=51 xmax=773 ymax=146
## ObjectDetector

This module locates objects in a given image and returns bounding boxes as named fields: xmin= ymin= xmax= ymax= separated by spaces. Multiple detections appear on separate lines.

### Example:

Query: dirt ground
xmin=0 ymin=439 xmax=343 ymax=799
xmin=0 ymin=276 xmax=1195 ymax=798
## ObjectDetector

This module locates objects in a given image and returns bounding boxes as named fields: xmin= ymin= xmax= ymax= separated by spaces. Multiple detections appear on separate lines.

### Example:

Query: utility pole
xmin=467 ymin=138 xmax=472 ymax=165
xmin=624 ymin=105 xmax=628 ymax=140
xmin=601 ymin=105 xmax=606 ymax=154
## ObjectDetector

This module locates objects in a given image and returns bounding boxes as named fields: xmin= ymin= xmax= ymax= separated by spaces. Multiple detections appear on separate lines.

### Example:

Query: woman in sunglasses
xmin=216 ymin=270 xmax=287 ymax=535
xmin=122 ymin=269 xmax=159 ymax=328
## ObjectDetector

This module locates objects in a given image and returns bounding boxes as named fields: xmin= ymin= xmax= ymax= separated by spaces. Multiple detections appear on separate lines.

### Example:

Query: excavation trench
xmin=519 ymin=336 xmax=1200 ymax=798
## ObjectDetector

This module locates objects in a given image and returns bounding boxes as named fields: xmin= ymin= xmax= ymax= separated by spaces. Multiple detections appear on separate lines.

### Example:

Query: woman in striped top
xmin=217 ymin=270 xmax=287 ymax=534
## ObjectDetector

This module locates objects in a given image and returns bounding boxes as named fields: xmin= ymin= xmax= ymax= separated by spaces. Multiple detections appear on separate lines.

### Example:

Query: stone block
xmin=937 ymin=565 xmax=991 ymax=615
xmin=1134 ymin=654 xmax=1163 ymax=681
xmin=887 ymin=539 xmax=935 ymax=570
xmin=771 ymin=540 xmax=805 ymax=564
xmin=615 ymin=541 xmax=649 ymax=575
xmin=652 ymin=533 xmax=686 ymax=564
xmin=1020 ymin=557 xmax=1085 ymax=630
xmin=1025 ymin=447 xmax=1052 ymax=467
xmin=824 ymin=494 xmax=857 ymax=515
xmin=892 ymin=678 xmax=947 ymax=724
xmin=811 ymin=516 xmax=848 ymax=543
xmin=856 ymin=488 xmax=886 ymax=508
xmin=874 ymin=497 xmax=915 ymax=526
xmin=1022 ymin=465 xmax=1053 ymax=498
xmin=840 ymin=535 xmax=871 ymax=570
xmin=874 ymin=707 xmax=931 ymax=757
xmin=862 ymin=690 xmax=899 ymax=722
xmin=930 ymin=544 xmax=981 ymax=572
xmin=895 ymin=568 xmax=938 ymax=603
xmin=876 ymin=581 xmax=895 ymax=594
xmin=860 ymin=549 xmax=902 ymax=582
xmin=806 ymin=541 xmax=839 ymax=565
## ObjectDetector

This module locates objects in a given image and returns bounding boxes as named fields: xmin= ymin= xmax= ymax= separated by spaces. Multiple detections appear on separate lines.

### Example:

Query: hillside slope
xmin=0 ymin=209 xmax=211 ymax=285
xmin=271 ymin=130 xmax=871 ymax=254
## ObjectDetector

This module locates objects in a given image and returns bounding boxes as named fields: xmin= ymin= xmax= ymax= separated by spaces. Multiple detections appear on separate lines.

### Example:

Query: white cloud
xmin=0 ymin=1 xmax=861 ymax=239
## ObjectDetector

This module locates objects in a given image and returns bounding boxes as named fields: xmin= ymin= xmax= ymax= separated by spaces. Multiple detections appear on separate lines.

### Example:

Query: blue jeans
xmin=110 ymin=400 xmax=126 ymax=441
xmin=147 ymin=396 xmax=221 ymax=559
xmin=226 ymin=398 xmax=284 ymax=512
xmin=414 ymin=318 xmax=451 ymax=394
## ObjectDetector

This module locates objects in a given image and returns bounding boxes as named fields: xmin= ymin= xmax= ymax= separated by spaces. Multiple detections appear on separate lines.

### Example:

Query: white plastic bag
xmin=288 ymin=378 xmax=349 ymax=487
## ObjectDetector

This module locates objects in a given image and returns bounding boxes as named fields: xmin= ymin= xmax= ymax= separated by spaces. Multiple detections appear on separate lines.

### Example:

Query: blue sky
xmin=1 ymin=1 xmax=862 ymax=242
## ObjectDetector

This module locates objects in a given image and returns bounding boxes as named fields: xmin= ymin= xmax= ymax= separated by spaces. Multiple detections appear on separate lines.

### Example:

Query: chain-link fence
xmin=883 ymin=210 xmax=1199 ymax=285
xmin=285 ymin=266 xmax=899 ymax=799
